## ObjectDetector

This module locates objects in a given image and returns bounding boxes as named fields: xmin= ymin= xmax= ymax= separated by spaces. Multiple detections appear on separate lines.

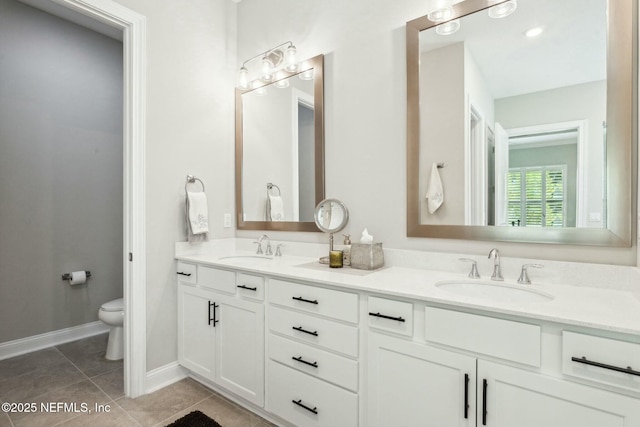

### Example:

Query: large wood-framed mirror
xmin=407 ymin=0 xmax=637 ymax=245
xmin=236 ymin=54 xmax=324 ymax=231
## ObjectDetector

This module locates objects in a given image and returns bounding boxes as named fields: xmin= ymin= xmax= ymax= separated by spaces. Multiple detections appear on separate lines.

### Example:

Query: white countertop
xmin=175 ymin=239 xmax=640 ymax=337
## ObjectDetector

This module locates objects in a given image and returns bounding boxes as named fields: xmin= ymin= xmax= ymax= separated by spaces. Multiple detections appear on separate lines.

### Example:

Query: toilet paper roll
xmin=69 ymin=271 xmax=87 ymax=286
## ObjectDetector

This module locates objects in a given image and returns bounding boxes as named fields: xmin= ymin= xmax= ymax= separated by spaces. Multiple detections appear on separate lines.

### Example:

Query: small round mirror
xmin=314 ymin=198 xmax=349 ymax=233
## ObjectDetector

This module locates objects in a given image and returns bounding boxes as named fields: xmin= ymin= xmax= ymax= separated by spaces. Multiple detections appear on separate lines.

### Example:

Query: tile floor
xmin=0 ymin=334 xmax=275 ymax=427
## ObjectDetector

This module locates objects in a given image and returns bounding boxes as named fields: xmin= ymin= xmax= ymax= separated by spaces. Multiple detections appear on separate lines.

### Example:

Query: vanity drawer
xmin=562 ymin=331 xmax=640 ymax=392
xmin=269 ymin=279 xmax=358 ymax=323
xmin=176 ymin=261 xmax=197 ymax=285
xmin=268 ymin=305 xmax=358 ymax=357
xmin=268 ymin=333 xmax=358 ymax=392
xmin=198 ymin=266 xmax=236 ymax=294
xmin=236 ymin=273 xmax=264 ymax=301
xmin=267 ymin=360 xmax=358 ymax=427
xmin=424 ymin=307 xmax=541 ymax=367
xmin=367 ymin=296 xmax=413 ymax=337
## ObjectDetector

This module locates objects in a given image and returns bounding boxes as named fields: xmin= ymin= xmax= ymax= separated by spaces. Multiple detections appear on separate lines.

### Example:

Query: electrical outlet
xmin=223 ymin=213 xmax=232 ymax=228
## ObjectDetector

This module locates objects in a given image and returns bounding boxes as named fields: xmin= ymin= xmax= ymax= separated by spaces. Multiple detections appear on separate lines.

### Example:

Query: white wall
xmin=496 ymin=81 xmax=606 ymax=228
xmin=111 ymin=0 xmax=237 ymax=371
xmin=419 ymin=43 xmax=465 ymax=224
xmin=235 ymin=0 xmax=636 ymax=266
xmin=0 ymin=0 xmax=123 ymax=343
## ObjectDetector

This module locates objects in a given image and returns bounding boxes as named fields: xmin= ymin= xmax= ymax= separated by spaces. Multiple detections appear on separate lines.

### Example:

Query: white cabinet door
xmin=478 ymin=360 xmax=640 ymax=427
xmin=216 ymin=293 xmax=265 ymax=407
xmin=367 ymin=333 xmax=476 ymax=427
xmin=178 ymin=285 xmax=216 ymax=379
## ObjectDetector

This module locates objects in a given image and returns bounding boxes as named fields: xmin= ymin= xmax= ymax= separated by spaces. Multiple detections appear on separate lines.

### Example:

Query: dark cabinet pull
xmin=177 ymin=271 xmax=192 ymax=277
xmin=211 ymin=302 xmax=219 ymax=327
xmin=292 ymin=399 xmax=318 ymax=415
xmin=292 ymin=356 xmax=318 ymax=368
xmin=208 ymin=301 xmax=214 ymax=326
xmin=292 ymin=326 xmax=318 ymax=336
xmin=482 ymin=379 xmax=488 ymax=426
xmin=292 ymin=296 xmax=319 ymax=305
xmin=464 ymin=373 xmax=469 ymax=419
xmin=571 ymin=356 xmax=640 ymax=377
xmin=368 ymin=312 xmax=406 ymax=322
xmin=237 ymin=284 xmax=257 ymax=291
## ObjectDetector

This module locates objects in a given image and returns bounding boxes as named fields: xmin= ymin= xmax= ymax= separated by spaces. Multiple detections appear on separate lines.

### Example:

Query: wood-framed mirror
xmin=236 ymin=54 xmax=325 ymax=231
xmin=407 ymin=0 xmax=637 ymax=246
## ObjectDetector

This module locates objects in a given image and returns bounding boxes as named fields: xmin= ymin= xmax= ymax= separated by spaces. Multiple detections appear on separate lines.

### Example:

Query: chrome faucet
xmin=459 ymin=258 xmax=480 ymax=279
xmin=518 ymin=263 xmax=544 ymax=285
xmin=488 ymin=248 xmax=503 ymax=281
xmin=256 ymin=234 xmax=272 ymax=256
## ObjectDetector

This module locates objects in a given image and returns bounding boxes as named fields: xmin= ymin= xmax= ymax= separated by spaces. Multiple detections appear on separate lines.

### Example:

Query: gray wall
xmin=0 ymin=0 xmax=123 ymax=343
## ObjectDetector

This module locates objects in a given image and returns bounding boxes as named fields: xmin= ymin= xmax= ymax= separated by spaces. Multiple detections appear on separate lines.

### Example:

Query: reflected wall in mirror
xmin=407 ymin=0 xmax=636 ymax=245
xmin=236 ymin=54 xmax=324 ymax=231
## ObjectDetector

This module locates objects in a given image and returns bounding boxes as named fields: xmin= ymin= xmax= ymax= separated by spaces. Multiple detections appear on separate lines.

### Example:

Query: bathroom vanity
xmin=175 ymin=239 xmax=640 ymax=427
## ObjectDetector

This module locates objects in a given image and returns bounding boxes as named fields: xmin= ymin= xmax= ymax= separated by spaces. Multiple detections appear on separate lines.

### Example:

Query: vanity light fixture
xmin=236 ymin=41 xmax=298 ymax=89
xmin=488 ymin=0 xmax=517 ymax=18
xmin=436 ymin=19 xmax=460 ymax=35
xmin=428 ymin=6 xmax=453 ymax=22
xmin=298 ymin=69 xmax=314 ymax=81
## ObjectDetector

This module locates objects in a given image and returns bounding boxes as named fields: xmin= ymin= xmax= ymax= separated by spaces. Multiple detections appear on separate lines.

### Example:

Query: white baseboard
xmin=145 ymin=361 xmax=188 ymax=394
xmin=0 ymin=321 xmax=110 ymax=360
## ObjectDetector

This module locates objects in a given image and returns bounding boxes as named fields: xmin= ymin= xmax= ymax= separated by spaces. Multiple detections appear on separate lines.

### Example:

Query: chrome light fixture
xmin=236 ymin=41 xmax=298 ymax=89
xmin=488 ymin=0 xmax=517 ymax=18
xmin=427 ymin=0 xmax=453 ymax=23
xmin=436 ymin=19 xmax=460 ymax=35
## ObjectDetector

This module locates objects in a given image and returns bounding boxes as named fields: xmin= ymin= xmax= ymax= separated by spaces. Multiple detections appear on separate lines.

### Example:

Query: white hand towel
xmin=268 ymin=194 xmax=284 ymax=221
xmin=426 ymin=163 xmax=444 ymax=214
xmin=186 ymin=191 xmax=209 ymax=234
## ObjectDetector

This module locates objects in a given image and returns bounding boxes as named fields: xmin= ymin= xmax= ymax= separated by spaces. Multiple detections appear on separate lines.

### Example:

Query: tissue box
xmin=350 ymin=243 xmax=384 ymax=270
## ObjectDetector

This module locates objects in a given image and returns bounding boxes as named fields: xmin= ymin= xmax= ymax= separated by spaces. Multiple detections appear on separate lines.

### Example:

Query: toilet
xmin=98 ymin=298 xmax=124 ymax=360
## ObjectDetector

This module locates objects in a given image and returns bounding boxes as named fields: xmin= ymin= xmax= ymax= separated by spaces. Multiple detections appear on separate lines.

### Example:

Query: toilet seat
xmin=101 ymin=298 xmax=124 ymax=312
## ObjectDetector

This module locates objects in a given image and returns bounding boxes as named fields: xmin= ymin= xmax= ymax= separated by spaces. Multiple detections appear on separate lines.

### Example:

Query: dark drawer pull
xmin=292 ymin=326 xmax=319 ymax=336
xmin=368 ymin=312 xmax=406 ymax=322
xmin=292 ymin=399 xmax=318 ymax=415
xmin=292 ymin=356 xmax=318 ymax=368
xmin=208 ymin=301 xmax=214 ymax=326
xmin=237 ymin=284 xmax=257 ymax=291
xmin=292 ymin=296 xmax=319 ymax=305
xmin=177 ymin=271 xmax=192 ymax=277
xmin=482 ymin=378 xmax=488 ymax=426
xmin=571 ymin=356 xmax=640 ymax=377
xmin=464 ymin=373 xmax=469 ymax=419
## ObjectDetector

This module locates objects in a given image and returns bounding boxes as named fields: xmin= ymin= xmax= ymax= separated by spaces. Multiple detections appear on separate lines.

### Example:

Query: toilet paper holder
xmin=61 ymin=271 xmax=92 ymax=281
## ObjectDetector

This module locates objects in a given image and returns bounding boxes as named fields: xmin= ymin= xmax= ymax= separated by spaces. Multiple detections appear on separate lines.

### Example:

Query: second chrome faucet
xmin=488 ymin=248 xmax=503 ymax=281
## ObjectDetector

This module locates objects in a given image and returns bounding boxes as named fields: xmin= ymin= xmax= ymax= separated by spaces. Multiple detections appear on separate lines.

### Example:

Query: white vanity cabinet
xmin=478 ymin=360 xmax=640 ymax=427
xmin=365 ymin=297 xmax=640 ymax=427
xmin=266 ymin=279 xmax=360 ymax=427
xmin=367 ymin=332 xmax=476 ymax=427
xmin=177 ymin=263 xmax=265 ymax=407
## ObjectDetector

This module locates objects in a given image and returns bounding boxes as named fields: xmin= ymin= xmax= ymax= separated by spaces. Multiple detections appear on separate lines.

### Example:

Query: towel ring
xmin=267 ymin=182 xmax=281 ymax=197
xmin=185 ymin=175 xmax=205 ymax=193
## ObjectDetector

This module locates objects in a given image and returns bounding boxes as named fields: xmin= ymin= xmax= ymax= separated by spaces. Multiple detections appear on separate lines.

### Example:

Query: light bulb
xmin=436 ymin=19 xmax=460 ymax=35
xmin=237 ymin=67 xmax=249 ymax=89
xmin=488 ymin=0 xmax=517 ymax=18
xmin=427 ymin=6 xmax=453 ymax=23
xmin=285 ymin=45 xmax=298 ymax=72
xmin=261 ymin=56 xmax=274 ymax=82
xmin=274 ymin=78 xmax=290 ymax=89
xmin=298 ymin=69 xmax=314 ymax=81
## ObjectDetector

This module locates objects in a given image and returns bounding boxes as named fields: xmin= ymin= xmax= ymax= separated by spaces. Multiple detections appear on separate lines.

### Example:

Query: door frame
xmin=52 ymin=0 xmax=147 ymax=398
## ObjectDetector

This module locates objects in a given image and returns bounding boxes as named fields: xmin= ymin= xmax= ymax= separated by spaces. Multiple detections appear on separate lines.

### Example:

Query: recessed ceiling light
xmin=525 ymin=27 xmax=543 ymax=38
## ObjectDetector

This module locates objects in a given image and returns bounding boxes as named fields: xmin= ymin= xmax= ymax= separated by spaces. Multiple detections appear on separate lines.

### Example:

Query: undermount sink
xmin=435 ymin=280 xmax=554 ymax=303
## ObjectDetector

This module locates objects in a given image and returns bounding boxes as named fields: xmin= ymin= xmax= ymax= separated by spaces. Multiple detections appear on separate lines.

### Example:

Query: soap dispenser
xmin=342 ymin=234 xmax=351 ymax=266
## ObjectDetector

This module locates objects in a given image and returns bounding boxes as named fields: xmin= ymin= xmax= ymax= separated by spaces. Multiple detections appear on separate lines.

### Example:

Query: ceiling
xmin=419 ymin=0 xmax=607 ymax=99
